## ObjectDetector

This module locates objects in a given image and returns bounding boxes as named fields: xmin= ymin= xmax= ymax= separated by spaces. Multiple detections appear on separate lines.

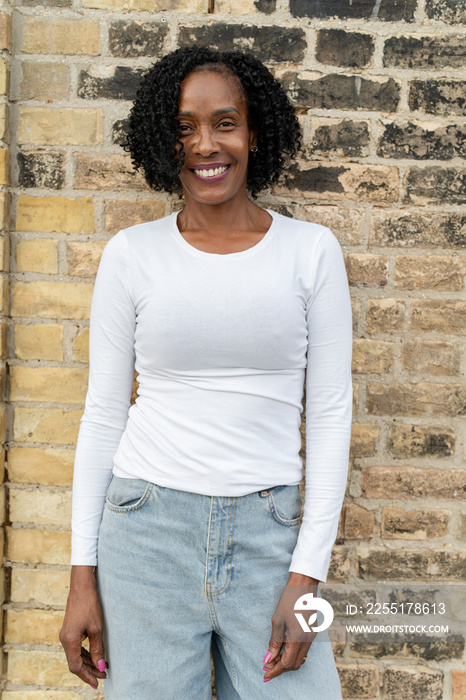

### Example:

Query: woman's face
xmin=175 ymin=69 xmax=257 ymax=206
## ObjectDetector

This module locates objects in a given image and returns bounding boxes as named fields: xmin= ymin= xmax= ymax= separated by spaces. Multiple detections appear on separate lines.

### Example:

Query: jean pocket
xmin=105 ymin=474 xmax=154 ymax=513
xmin=268 ymin=484 xmax=302 ymax=527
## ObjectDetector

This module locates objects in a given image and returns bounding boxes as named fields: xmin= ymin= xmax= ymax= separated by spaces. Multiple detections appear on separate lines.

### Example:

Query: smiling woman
xmin=59 ymin=46 xmax=353 ymax=700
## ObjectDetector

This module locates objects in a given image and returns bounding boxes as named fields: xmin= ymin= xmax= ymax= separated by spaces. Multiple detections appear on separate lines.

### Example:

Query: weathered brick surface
xmin=6 ymin=608 xmax=63 ymax=644
xmin=426 ymin=0 xmax=466 ymax=23
xmin=178 ymin=25 xmax=307 ymax=63
xmin=16 ymin=196 xmax=95 ymax=233
xmin=410 ymin=300 xmax=466 ymax=334
xmin=73 ymin=153 xmax=148 ymax=190
xmin=358 ymin=549 xmax=466 ymax=581
xmin=105 ymin=198 xmax=165 ymax=233
xmin=370 ymin=210 xmax=466 ymax=248
xmin=452 ymin=670 xmax=466 ymax=700
xmin=18 ymin=151 xmax=65 ymax=189
xmin=16 ymin=239 xmax=58 ymax=273
xmin=11 ymin=281 xmax=93 ymax=318
xmin=337 ymin=663 xmax=379 ymax=698
xmin=78 ymin=66 xmax=145 ymax=101
xmin=388 ymin=423 xmax=456 ymax=458
xmin=378 ymin=121 xmax=466 ymax=160
xmin=281 ymin=71 xmax=400 ymax=111
xmin=366 ymin=382 xmax=466 ymax=416
xmin=109 ymin=20 xmax=170 ymax=57
xmin=14 ymin=323 xmax=64 ymax=361
xmin=384 ymin=34 xmax=466 ymax=68
xmin=404 ymin=166 xmax=466 ymax=205
xmin=290 ymin=0 xmax=416 ymax=20
xmin=316 ymin=29 xmax=374 ymax=67
xmin=401 ymin=340 xmax=460 ymax=376
xmin=361 ymin=467 xmax=466 ymax=499
xmin=409 ymin=80 xmax=466 ymax=116
xmin=384 ymin=665 xmax=443 ymax=700
xmin=7 ymin=526 xmax=70 ymax=564
xmin=309 ymin=118 xmax=371 ymax=158
xmin=381 ymin=507 xmax=450 ymax=539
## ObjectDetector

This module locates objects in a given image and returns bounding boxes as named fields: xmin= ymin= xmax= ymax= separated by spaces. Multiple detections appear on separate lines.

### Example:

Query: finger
xmin=264 ymin=640 xmax=307 ymax=680
xmin=88 ymin=624 xmax=107 ymax=677
xmin=62 ymin=637 xmax=100 ymax=688
xmin=81 ymin=648 xmax=107 ymax=678
xmin=264 ymin=615 xmax=285 ymax=666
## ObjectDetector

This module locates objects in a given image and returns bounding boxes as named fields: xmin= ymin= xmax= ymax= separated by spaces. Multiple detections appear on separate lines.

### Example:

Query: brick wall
xmin=2 ymin=0 xmax=466 ymax=698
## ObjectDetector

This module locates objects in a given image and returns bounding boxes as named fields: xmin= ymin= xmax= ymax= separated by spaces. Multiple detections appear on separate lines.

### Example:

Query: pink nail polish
xmin=98 ymin=659 xmax=106 ymax=672
xmin=262 ymin=666 xmax=268 ymax=670
xmin=263 ymin=651 xmax=272 ymax=663
xmin=263 ymin=678 xmax=271 ymax=682
xmin=91 ymin=685 xmax=97 ymax=689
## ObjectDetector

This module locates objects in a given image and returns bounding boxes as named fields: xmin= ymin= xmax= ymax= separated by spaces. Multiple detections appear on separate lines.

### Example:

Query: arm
xmin=289 ymin=227 xmax=353 ymax=582
xmin=61 ymin=230 xmax=136 ymax=688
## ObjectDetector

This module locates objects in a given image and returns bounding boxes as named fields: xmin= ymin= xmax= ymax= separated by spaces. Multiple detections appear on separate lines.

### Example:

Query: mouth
xmin=189 ymin=164 xmax=231 ymax=182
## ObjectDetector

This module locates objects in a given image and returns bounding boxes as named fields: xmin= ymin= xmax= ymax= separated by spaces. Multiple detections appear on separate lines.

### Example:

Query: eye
xmin=179 ymin=125 xmax=192 ymax=132
xmin=219 ymin=121 xmax=235 ymax=127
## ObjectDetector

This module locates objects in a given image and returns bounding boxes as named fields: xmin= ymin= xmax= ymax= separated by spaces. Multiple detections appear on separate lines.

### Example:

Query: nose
xmin=192 ymin=125 xmax=219 ymax=156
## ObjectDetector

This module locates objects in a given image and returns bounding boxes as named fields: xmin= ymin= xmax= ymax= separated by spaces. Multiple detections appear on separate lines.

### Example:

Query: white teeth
xmin=193 ymin=165 xmax=229 ymax=178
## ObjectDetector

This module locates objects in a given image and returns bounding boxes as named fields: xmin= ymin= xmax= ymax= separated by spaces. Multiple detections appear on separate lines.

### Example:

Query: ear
xmin=249 ymin=125 xmax=259 ymax=151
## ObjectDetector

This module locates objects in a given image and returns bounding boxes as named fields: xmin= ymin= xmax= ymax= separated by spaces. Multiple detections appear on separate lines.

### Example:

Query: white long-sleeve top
xmin=71 ymin=208 xmax=353 ymax=582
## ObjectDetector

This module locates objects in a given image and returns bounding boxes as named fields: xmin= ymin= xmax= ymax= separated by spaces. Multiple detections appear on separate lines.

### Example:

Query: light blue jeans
xmin=96 ymin=475 xmax=343 ymax=699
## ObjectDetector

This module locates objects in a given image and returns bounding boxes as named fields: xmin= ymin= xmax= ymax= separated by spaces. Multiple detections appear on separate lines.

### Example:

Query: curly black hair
xmin=123 ymin=46 xmax=302 ymax=200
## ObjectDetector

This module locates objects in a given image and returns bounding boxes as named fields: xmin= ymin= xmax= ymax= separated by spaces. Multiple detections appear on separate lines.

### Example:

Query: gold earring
xmin=250 ymin=146 xmax=258 ymax=152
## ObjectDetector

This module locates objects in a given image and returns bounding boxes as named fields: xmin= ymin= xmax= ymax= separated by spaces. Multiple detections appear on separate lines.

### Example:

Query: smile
xmin=193 ymin=165 xmax=230 ymax=179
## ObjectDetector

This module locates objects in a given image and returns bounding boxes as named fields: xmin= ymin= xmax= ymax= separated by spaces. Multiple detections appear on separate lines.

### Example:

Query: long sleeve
xmin=71 ymin=230 xmax=136 ymax=565
xmin=289 ymin=227 xmax=353 ymax=582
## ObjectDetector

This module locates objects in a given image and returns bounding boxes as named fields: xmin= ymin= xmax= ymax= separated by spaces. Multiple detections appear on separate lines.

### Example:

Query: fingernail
xmin=263 ymin=678 xmax=271 ymax=682
xmin=263 ymin=651 xmax=272 ymax=663
xmin=262 ymin=666 xmax=268 ymax=671
xmin=98 ymin=659 xmax=106 ymax=672
xmin=91 ymin=685 xmax=97 ymax=689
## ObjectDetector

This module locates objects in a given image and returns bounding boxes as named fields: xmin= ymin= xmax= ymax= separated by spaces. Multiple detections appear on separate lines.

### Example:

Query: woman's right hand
xmin=59 ymin=565 xmax=108 ymax=689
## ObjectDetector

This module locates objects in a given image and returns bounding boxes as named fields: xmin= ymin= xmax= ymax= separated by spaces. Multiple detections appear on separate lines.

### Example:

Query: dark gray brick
xmin=289 ymin=0 xmax=416 ymax=21
xmin=409 ymin=80 xmax=466 ymax=116
xmin=316 ymin=29 xmax=374 ymax=68
xmin=78 ymin=67 xmax=145 ymax=101
xmin=426 ymin=0 xmax=466 ymax=23
xmin=404 ymin=167 xmax=466 ymax=204
xmin=178 ymin=24 xmax=306 ymax=63
xmin=384 ymin=35 xmax=466 ymax=69
xmin=254 ymin=0 xmax=276 ymax=13
xmin=17 ymin=151 xmax=65 ymax=189
xmin=109 ymin=21 xmax=169 ymax=58
xmin=311 ymin=119 xmax=370 ymax=157
xmin=378 ymin=121 xmax=466 ymax=159
xmin=112 ymin=118 xmax=129 ymax=147
xmin=282 ymin=72 xmax=400 ymax=111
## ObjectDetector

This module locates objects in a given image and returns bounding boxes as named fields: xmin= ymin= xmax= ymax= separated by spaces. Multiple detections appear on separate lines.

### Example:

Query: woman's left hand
xmin=262 ymin=573 xmax=320 ymax=682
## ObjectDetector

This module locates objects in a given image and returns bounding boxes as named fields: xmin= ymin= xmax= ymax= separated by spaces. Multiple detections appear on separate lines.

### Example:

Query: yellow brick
xmin=11 ymin=568 xmax=69 ymax=605
xmin=0 ymin=233 xmax=9 ymax=271
xmin=0 ymin=57 xmax=9 ymax=95
xmin=0 ymin=102 xmax=9 ymax=141
xmin=67 ymin=240 xmax=106 ymax=277
xmin=0 ymin=484 xmax=5 ymax=524
xmin=7 ymin=527 xmax=70 ymax=564
xmin=8 ymin=446 xmax=74 ymax=485
xmin=0 ymin=147 xmax=10 ymax=185
xmin=0 ymin=13 xmax=12 ymax=53
xmin=13 ymin=406 xmax=82 ymax=444
xmin=22 ymin=18 xmax=100 ymax=55
xmin=11 ymin=280 xmax=93 ymax=319
xmin=15 ymin=323 xmax=63 ymax=360
xmin=1 ymin=321 xmax=7 ymax=358
xmin=20 ymin=61 xmax=70 ymax=101
xmin=105 ymin=198 xmax=165 ymax=234
xmin=73 ymin=327 xmax=89 ymax=362
xmin=0 ymin=405 xmax=6 ymax=442
xmin=3 ymin=692 xmax=83 ymax=700
xmin=7 ymin=649 xmax=80 ymax=686
xmin=84 ymin=0 xmax=206 ymax=8
xmin=16 ymin=239 xmax=58 ymax=273
xmin=0 ymin=277 xmax=9 ymax=314
xmin=18 ymin=108 xmax=103 ymax=146
xmin=10 ymin=366 xmax=88 ymax=403
xmin=0 ymin=191 xmax=10 ymax=230
xmin=17 ymin=195 xmax=95 ymax=233
xmin=0 ymin=566 xmax=6 ymax=605
xmin=6 ymin=608 xmax=64 ymax=645
xmin=9 ymin=488 xmax=71 ymax=525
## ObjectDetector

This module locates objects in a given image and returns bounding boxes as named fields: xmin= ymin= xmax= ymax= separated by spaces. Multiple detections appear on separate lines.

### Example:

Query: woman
xmin=60 ymin=46 xmax=353 ymax=699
